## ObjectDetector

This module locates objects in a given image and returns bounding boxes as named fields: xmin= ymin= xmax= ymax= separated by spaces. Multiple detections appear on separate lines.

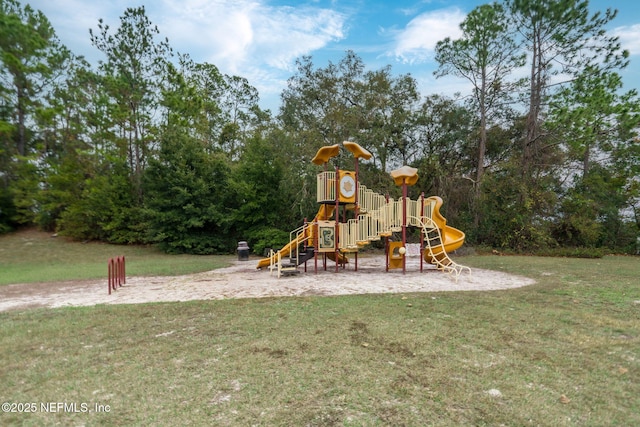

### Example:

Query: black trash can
xmin=237 ymin=241 xmax=250 ymax=261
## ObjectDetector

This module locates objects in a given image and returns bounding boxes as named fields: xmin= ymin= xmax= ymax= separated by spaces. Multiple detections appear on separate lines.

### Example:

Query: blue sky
xmin=27 ymin=0 xmax=640 ymax=112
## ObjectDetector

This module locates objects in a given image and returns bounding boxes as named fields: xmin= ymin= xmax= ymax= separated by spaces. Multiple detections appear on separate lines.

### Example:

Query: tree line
xmin=1 ymin=0 xmax=639 ymax=255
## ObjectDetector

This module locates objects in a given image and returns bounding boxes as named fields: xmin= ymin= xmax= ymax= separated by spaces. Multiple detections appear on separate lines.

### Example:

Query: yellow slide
xmin=423 ymin=196 xmax=465 ymax=263
xmin=256 ymin=205 xmax=336 ymax=269
xmin=440 ymin=225 xmax=465 ymax=253
xmin=255 ymin=234 xmax=305 ymax=270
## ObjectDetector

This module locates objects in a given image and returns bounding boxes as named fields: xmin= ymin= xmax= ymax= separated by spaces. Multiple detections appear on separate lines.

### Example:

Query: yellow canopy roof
xmin=311 ymin=144 xmax=340 ymax=165
xmin=390 ymin=165 xmax=419 ymax=186
xmin=343 ymin=141 xmax=372 ymax=160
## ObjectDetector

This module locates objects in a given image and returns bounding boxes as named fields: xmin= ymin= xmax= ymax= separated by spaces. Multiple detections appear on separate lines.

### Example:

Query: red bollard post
xmin=120 ymin=256 xmax=126 ymax=286
xmin=108 ymin=256 xmax=126 ymax=294
xmin=115 ymin=256 xmax=121 ymax=288
xmin=112 ymin=258 xmax=117 ymax=292
xmin=113 ymin=257 xmax=118 ymax=290
xmin=108 ymin=257 xmax=113 ymax=295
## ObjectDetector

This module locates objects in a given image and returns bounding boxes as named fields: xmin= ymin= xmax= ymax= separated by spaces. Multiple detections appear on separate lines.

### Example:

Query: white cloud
xmin=160 ymin=0 xmax=346 ymax=74
xmin=28 ymin=0 xmax=112 ymax=62
xmin=612 ymin=23 xmax=640 ymax=56
xmin=157 ymin=0 xmax=347 ymax=108
xmin=388 ymin=7 xmax=466 ymax=64
xmin=160 ymin=0 xmax=256 ymax=73
xmin=251 ymin=6 xmax=346 ymax=70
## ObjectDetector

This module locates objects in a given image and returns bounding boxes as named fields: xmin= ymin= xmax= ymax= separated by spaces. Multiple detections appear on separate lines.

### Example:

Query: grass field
xmin=0 ymin=229 xmax=233 ymax=285
xmin=0 ymin=230 xmax=639 ymax=426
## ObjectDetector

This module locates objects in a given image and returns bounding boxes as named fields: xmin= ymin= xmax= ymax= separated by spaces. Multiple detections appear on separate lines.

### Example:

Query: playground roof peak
xmin=390 ymin=165 xmax=419 ymax=186
xmin=311 ymin=144 xmax=340 ymax=165
xmin=343 ymin=141 xmax=372 ymax=160
xmin=311 ymin=141 xmax=372 ymax=165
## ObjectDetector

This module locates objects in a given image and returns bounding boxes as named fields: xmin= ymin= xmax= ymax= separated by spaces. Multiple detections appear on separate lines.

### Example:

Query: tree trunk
xmin=522 ymin=29 xmax=543 ymax=181
xmin=16 ymin=85 xmax=27 ymax=156
xmin=582 ymin=141 xmax=590 ymax=178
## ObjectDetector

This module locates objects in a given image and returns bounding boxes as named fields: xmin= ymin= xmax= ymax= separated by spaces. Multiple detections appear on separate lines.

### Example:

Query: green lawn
xmin=0 ymin=230 xmax=638 ymax=426
xmin=0 ymin=229 xmax=233 ymax=285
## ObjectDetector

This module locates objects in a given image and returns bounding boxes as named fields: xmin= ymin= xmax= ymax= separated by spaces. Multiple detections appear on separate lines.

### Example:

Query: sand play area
xmin=0 ymin=255 xmax=536 ymax=312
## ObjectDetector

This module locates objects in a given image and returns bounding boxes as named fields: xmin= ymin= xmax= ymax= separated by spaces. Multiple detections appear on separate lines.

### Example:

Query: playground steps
xmin=288 ymin=246 xmax=316 ymax=266
xmin=269 ymin=246 xmax=316 ymax=277
xmin=279 ymin=266 xmax=300 ymax=276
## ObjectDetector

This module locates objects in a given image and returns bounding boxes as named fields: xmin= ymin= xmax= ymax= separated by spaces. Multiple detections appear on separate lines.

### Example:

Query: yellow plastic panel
xmin=312 ymin=144 xmax=340 ymax=165
xmin=390 ymin=165 xmax=419 ymax=186
xmin=338 ymin=171 xmax=357 ymax=204
xmin=343 ymin=141 xmax=372 ymax=160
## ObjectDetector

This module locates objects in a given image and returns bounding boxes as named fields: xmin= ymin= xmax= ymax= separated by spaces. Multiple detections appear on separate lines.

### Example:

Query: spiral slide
xmin=437 ymin=225 xmax=465 ymax=254
xmin=424 ymin=195 xmax=465 ymax=258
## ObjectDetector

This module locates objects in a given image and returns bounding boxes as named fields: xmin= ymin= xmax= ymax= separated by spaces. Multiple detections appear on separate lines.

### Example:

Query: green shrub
xmin=245 ymin=226 xmax=290 ymax=256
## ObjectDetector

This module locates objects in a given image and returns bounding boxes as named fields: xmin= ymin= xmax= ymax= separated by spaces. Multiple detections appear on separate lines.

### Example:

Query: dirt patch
xmin=0 ymin=255 xmax=535 ymax=312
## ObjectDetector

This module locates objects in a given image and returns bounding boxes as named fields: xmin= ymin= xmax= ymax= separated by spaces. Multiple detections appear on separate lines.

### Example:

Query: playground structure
xmin=257 ymin=142 xmax=470 ymax=279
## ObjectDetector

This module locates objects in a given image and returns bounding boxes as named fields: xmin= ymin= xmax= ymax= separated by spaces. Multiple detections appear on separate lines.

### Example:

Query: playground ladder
xmin=412 ymin=215 xmax=471 ymax=281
